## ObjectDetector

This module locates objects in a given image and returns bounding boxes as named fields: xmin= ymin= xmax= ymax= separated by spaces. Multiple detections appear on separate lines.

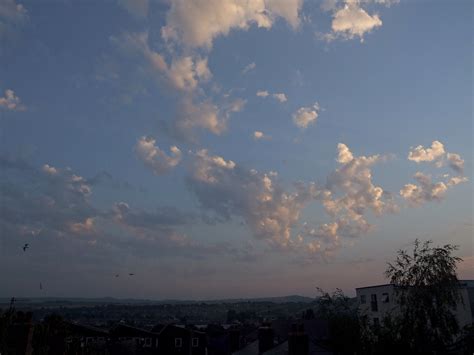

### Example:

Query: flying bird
xmin=115 ymin=274 xmax=119 ymax=278
xmin=128 ymin=273 xmax=135 ymax=276
xmin=22 ymin=244 xmax=29 ymax=252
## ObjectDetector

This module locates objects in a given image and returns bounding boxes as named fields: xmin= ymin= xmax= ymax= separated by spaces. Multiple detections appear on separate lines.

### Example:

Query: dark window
xmin=382 ymin=293 xmax=389 ymax=303
xmin=371 ymin=294 xmax=378 ymax=312
xmin=192 ymin=337 xmax=199 ymax=347
xmin=360 ymin=295 xmax=366 ymax=304
xmin=145 ymin=338 xmax=152 ymax=347
xmin=175 ymin=338 xmax=182 ymax=348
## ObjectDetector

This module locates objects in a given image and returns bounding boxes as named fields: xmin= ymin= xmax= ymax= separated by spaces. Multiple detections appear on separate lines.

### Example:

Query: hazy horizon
xmin=1 ymin=0 xmax=472 ymax=300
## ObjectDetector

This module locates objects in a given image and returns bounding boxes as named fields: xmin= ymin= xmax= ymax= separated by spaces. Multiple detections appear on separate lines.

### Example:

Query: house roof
xmin=66 ymin=322 xmax=109 ymax=336
xmin=110 ymin=324 xmax=156 ymax=337
xmin=355 ymin=283 xmax=393 ymax=290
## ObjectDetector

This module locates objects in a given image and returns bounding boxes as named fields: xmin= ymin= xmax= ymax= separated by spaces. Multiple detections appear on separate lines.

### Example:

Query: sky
xmin=0 ymin=0 xmax=472 ymax=300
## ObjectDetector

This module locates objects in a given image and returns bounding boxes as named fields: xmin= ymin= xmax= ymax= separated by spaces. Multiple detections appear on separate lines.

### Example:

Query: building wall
xmin=356 ymin=284 xmax=398 ymax=324
xmin=356 ymin=283 xmax=474 ymax=329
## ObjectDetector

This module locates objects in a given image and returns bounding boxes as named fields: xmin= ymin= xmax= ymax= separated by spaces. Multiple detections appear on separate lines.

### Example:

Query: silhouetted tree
xmin=315 ymin=288 xmax=360 ymax=354
xmin=382 ymin=239 xmax=463 ymax=353
xmin=32 ymin=314 xmax=69 ymax=355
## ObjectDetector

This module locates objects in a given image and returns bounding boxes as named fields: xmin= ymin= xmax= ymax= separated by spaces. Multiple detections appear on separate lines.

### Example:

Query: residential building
xmin=355 ymin=280 xmax=474 ymax=329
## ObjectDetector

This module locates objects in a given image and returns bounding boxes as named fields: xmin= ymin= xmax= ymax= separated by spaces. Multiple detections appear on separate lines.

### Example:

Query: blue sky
xmin=0 ymin=0 xmax=472 ymax=300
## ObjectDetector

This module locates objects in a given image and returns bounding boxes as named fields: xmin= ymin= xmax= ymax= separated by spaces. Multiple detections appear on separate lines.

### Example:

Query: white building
xmin=355 ymin=280 xmax=474 ymax=329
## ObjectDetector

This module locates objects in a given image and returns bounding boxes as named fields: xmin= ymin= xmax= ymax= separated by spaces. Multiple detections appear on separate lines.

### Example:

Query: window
xmin=382 ymin=293 xmax=389 ymax=303
xmin=370 ymin=294 xmax=378 ymax=312
xmin=145 ymin=338 xmax=152 ymax=347
xmin=175 ymin=338 xmax=182 ymax=348
xmin=192 ymin=337 xmax=199 ymax=347
xmin=360 ymin=295 xmax=366 ymax=304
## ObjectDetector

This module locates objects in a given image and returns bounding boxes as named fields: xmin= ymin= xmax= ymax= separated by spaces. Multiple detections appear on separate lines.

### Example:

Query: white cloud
xmin=253 ymin=131 xmax=271 ymax=140
xmin=446 ymin=175 xmax=468 ymax=187
xmin=42 ymin=164 xmax=58 ymax=175
xmin=256 ymin=90 xmax=287 ymax=103
xmin=323 ymin=143 xmax=396 ymax=225
xmin=332 ymin=2 xmax=381 ymax=40
xmin=117 ymin=0 xmax=149 ymax=19
xmin=272 ymin=93 xmax=287 ymax=103
xmin=254 ymin=131 xmax=264 ymax=139
xmin=400 ymin=171 xmax=468 ymax=206
xmin=319 ymin=0 xmax=388 ymax=42
xmin=135 ymin=136 xmax=182 ymax=175
xmin=292 ymin=102 xmax=320 ymax=129
xmin=408 ymin=140 xmax=445 ymax=164
xmin=400 ymin=172 xmax=447 ymax=206
xmin=242 ymin=62 xmax=256 ymax=74
xmin=408 ymin=140 xmax=465 ymax=173
xmin=161 ymin=0 xmax=303 ymax=49
xmin=0 ymin=89 xmax=25 ymax=111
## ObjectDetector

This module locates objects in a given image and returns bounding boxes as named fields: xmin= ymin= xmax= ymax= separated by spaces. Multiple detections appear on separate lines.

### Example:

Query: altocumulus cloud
xmin=401 ymin=140 xmax=468 ymax=206
xmin=135 ymin=136 xmax=182 ymax=175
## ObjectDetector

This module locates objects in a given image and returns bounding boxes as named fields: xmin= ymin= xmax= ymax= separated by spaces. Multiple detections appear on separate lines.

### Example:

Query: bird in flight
xmin=115 ymin=274 xmax=119 ymax=278
xmin=129 ymin=273 xmax=135 ymax=276
xmin=23 ymin=244 xmax=29 ymax=252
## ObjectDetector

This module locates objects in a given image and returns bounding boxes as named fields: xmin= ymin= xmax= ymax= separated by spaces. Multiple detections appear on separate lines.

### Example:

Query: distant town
xmin=1 ymin=279 xmax=473 ymax=354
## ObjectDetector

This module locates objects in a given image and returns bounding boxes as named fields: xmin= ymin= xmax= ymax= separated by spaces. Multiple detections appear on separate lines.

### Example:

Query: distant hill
xmin=0 ymin=295 xmax=314 ymax=308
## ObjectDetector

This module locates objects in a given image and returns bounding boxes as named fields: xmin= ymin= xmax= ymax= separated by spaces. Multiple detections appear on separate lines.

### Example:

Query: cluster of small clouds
xmin=293 ymin=102 xmax=320 ymax=129
xmin=296 ymin=143 xmax=397 ymax=259
xmin=256 ymin=90 xmax=288 ymax=103
xmin=132 ymin=139 xmax=467 ymax=261
xmin=408 ymin=140 xmax=464 ymax=173
xmin=319 ymin=0 xmax=396 ymax=42
xmin=0 ymin=155 xmax=255 ymax=264
xmin=1 ymin=137 xmax=468 ymax=265
xmin=0 ymin=89 xmax=25 ymax=111
xmin=107 ymin=0 xmax=399 ymax=143
xmin=401 ymin=141 xmax=468 ymax=206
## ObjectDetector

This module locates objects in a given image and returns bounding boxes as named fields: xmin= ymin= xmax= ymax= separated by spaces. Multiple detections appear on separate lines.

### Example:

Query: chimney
xmin=258 ymin=323 xmax=274 ymax=354
xmin=288 ymin=323 xmax=308 ymax=355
